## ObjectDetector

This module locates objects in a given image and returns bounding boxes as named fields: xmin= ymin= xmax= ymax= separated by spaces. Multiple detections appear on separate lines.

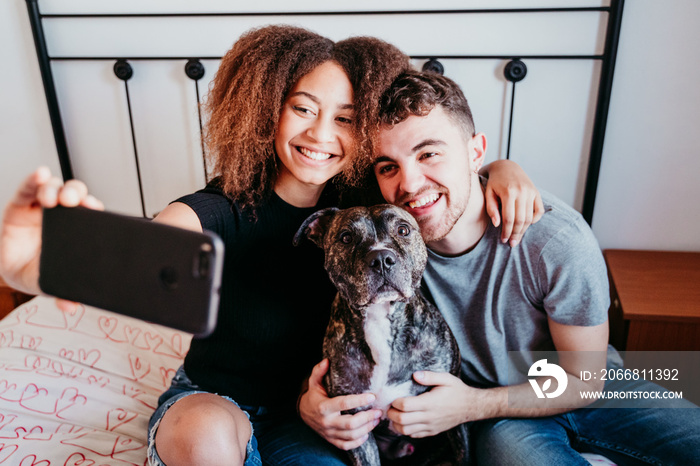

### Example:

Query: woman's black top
xmin=177 ymin=182 xmax=337 ymax=408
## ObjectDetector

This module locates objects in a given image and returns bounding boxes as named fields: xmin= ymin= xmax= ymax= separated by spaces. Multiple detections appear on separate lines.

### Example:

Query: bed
xmin=6 ymin=1 xmax=623 ymax=464
xmin=0 ymin=297 xmax=189 ymax=465
xmin=0 ymin=299 xmax=619 ymax=465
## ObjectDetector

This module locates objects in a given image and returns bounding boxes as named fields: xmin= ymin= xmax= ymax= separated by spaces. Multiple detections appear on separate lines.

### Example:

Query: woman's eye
xmin=397 ymin=225 xmax=410 ymax=237
xmin=293 ymin=106 xmax=312 ymax=115
xmin=340 ymin=232 xmax=353 ymax=244
xmin=336 ymin=116 xmax=353 ymax=125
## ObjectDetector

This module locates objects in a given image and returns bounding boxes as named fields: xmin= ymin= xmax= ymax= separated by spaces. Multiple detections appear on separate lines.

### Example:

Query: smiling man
xmin=372 ymin=70 xmax=700 ymax=465
xmin=374 ymin=104 xmax=488 ymax=255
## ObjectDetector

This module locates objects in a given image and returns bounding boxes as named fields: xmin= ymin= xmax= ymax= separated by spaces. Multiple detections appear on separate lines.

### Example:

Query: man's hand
xmin=387 ymin=371 xmax=484 ymax=438
xmin=298 ymin=359 xmax=383 ymax=451
xmin=388 ymin=321 xmax=610 ymax=436
xmin=0 ymin=167 xmax=102 ymax=304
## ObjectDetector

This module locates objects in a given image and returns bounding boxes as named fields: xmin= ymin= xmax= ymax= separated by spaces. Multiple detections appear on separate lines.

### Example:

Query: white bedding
xmin=0 ymin=297 xmax=616 ymax=465
xmin=0 ymin=297 xmax=190 ymax=465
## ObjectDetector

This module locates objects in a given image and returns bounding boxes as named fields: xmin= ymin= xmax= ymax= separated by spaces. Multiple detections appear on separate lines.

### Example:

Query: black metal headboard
xmin=25 ymin=0 xmax=624 ymax=224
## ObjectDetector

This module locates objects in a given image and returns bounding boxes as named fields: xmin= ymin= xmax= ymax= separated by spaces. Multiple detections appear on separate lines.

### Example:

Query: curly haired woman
xmin=0 ymin=25 xmax=542 ymax=465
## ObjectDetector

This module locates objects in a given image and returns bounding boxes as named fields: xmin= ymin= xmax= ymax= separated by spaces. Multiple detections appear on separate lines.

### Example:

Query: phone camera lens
xmin=160 ymin=266 xmax=179 ymax=290
xmin=197 ymin=252 xmax=211 ymax=278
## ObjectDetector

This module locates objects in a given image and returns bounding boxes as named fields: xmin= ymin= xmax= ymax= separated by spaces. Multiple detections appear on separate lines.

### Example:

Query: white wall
xmin=591 ymin=0 xmax=700 ymax=250
xmin=2 ymin=0 xmax=699 ymax=251
xmin=0 ymin=0 xmax=61 ymax=207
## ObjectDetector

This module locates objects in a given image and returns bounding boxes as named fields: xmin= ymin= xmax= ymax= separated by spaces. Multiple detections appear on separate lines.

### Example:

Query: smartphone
xmin=39 ymin=206 xmax=223 ymax=337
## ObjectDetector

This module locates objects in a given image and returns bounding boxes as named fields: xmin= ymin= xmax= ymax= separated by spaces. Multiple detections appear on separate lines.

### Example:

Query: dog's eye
xmin=397 ymin=224 xmax=411 ymax=237
xmin=339 ymin=231 xmax=353 ymax=244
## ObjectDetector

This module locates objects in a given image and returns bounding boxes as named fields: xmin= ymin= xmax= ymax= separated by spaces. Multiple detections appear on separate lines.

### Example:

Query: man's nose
xmin=399 ymin=165 xmax=425 ymax=194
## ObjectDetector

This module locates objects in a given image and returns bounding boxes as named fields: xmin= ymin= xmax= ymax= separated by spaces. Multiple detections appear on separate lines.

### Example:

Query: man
xmin=301 ymin=70 xmax=700 ymax=464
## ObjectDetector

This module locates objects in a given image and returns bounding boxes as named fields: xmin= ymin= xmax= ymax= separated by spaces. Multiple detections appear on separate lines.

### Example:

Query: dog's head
xmin=294 ymin=204 xmax=427 ymax=308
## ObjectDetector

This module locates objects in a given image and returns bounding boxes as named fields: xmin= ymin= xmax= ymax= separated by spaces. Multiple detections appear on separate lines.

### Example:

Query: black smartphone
xmin=39 ymin=206 xmax=223 ymax=337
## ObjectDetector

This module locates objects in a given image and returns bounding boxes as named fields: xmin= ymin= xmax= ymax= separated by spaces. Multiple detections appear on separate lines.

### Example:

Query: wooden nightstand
xmin=0 ymin=286 xmax=35 ymax=320
xmin=604 ymin=249 xmax=700 ymax=351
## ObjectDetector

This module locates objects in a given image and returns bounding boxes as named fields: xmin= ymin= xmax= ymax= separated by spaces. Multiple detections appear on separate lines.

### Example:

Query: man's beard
xmin=417 ymin=197 xmax=466 ymax=243
xmin=416 ymin=184 xmax=470 ymax=244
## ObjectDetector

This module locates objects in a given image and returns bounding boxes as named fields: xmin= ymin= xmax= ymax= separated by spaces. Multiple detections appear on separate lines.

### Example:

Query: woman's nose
xmin=307 ymin=116 xmax=335 ymax=143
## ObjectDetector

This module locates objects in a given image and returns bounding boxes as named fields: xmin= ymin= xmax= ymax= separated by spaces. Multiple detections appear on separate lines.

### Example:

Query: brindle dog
xmin=295 ymin=204 xmax=469 ymax=466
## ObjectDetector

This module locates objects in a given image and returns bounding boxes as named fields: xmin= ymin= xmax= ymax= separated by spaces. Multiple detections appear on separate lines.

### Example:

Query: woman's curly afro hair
xmin=203 ymin=25 xmax=410 ymax=211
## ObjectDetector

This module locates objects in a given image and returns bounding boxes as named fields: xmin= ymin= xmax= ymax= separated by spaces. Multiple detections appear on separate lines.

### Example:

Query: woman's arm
xmin=153 ymin=201 xmax=203 ymax=232
xmin=481 ymin=160 xmax=544 ymax=247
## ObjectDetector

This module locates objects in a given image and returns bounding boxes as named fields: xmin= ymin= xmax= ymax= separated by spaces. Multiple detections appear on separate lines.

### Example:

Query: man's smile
xmin=406 ymin=192 xmax=441 ymax=210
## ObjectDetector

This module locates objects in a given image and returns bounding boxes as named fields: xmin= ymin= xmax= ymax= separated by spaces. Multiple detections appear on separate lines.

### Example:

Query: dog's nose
xmin=367 ymin=249 xmax=397 ymax=272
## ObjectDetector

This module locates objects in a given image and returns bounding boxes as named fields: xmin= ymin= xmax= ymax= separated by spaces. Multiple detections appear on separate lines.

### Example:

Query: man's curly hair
xmin=203 ymin=25 xmax=410 ymax=211
xmin=379 ymin=69 xmax=476 ymax=139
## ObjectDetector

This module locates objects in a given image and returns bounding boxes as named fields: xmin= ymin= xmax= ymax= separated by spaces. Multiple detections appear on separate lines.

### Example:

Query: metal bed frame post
xmin=25 ymin=3 xmax=624 ymax=222
xmin=582 ymin=0 xmax=625 ymax=225
xmin=25 ymin=0 xmax=73 ymax=181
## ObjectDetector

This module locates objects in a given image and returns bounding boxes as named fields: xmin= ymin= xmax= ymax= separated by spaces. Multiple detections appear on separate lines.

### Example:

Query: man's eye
xmin=397 ymin=224 xmax=410 ymax=237
xmin=420 ymin=152 xmax=438 ymax=160
xmin=339 ymin=231 xmax=353 ymax=244
xmin=376 ymin=165 xmax=396 ymax=176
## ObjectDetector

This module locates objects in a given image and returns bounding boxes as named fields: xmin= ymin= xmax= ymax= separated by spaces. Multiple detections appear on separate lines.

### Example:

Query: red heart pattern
xmin=0 ymin=297 xmax=192 ymax=464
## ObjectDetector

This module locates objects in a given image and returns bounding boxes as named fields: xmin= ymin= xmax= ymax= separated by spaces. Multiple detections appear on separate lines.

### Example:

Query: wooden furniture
xmin=604 ymin=249 xmax=700 ymax=351
xmin=0 ymin=285 xmax=34 ymax=320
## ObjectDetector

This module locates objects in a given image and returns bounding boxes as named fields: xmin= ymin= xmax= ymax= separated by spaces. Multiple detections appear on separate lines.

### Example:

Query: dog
xmin=294 ymin=204 xmax=469 ymax=466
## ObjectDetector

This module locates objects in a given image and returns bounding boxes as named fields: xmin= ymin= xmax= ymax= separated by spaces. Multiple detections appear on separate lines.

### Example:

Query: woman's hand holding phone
xmin=0 ymin=167 xmax=102 ymax=311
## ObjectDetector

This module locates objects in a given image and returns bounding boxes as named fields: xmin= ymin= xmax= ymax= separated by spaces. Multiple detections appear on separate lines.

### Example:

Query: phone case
xmin=39 ymin=206 xmax=223 ymax=337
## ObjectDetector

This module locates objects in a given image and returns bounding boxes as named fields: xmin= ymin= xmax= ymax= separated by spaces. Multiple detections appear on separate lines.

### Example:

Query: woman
xmin=0 ymin=25 xmax=542 ymax=466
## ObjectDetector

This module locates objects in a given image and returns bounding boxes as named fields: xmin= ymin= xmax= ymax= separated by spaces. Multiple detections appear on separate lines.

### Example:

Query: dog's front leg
xmin=348 ymin=433 xmax=381 ymax=466
xmin=447 ymin=423 xmax=471 ymax=466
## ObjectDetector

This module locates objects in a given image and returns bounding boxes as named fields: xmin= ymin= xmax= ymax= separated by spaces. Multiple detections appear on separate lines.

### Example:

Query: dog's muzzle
xmin=367 ymin=248 xmax=397 ymax=274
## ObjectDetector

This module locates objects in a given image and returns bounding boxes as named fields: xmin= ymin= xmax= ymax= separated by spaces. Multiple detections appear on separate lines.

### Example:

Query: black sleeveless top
xmin=177 ymin=182 xmax=337 ymax=408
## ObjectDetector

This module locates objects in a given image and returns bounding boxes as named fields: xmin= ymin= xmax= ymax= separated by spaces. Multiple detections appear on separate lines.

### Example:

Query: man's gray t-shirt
xmin=422 ymin=191 xmax=609 ymax=388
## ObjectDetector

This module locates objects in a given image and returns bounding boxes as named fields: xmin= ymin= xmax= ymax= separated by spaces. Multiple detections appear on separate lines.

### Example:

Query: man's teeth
xmin=299 ymin=147 xmax=332 ymax=161
xmin=408 ymin=193 xmax=440 ymax=209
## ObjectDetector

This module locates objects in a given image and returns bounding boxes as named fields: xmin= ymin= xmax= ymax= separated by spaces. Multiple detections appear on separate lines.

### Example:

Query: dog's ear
xmin=293 ymin=207 xmax=339 ymax=247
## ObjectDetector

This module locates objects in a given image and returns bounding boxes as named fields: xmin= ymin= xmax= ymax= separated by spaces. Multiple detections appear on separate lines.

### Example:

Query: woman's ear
xmin=469 ymin=132 xmax=488 ymax=172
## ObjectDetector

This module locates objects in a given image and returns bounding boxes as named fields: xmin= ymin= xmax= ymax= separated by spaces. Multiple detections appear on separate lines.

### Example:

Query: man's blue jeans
xmin=471 ymin=377 xmax=700 ymax=465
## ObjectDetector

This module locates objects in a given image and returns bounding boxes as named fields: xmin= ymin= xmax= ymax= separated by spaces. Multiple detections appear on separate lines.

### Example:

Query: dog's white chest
xmin=363 ymin=303 xmax=414 ymax=416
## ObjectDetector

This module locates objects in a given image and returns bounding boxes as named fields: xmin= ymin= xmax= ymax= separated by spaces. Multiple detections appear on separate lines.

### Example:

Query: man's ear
xmin=293 ymin=207 xmax=339 ymax=248
xmin=470 ymin=132 xmax=488 ymax=172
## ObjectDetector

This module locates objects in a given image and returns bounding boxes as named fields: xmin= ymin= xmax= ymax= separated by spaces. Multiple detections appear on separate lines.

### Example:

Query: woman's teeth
xmin=408 ymin=193 xmax=440 ymax=209
xmin=299 ymin=147 xmax=332 ymax=161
